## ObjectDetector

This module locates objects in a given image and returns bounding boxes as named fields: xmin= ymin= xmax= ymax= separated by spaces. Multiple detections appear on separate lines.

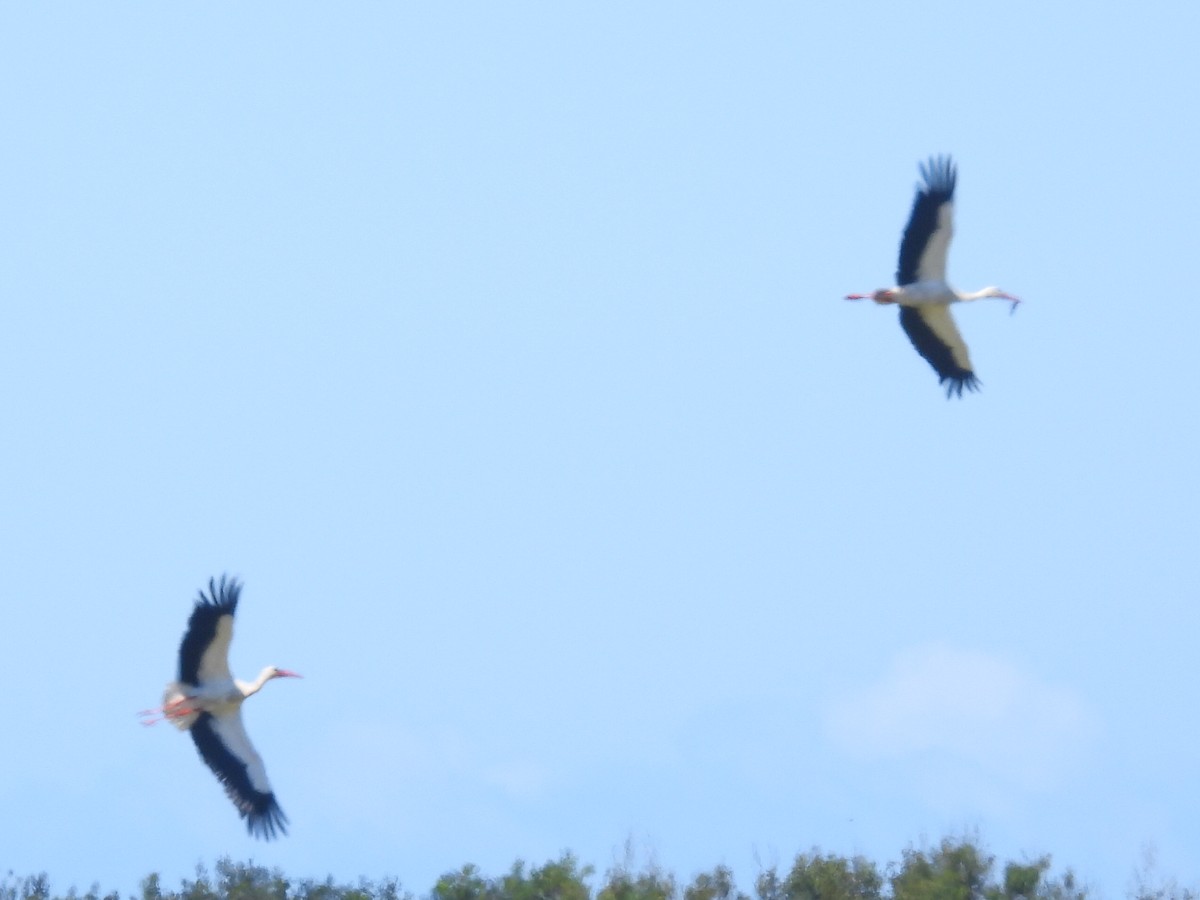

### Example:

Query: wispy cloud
xmin=824 ymin=644 xmax=1095 ymax=796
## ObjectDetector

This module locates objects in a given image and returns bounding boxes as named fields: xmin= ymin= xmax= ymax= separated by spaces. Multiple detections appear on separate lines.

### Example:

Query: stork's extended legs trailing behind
xmin=846 ymin=155 xmax=1020 ymax=397
xmin=141 ymin=575 xmax=300 ymax=839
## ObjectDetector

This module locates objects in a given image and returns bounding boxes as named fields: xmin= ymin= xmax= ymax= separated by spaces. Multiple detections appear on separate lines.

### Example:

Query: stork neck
xmin=241 ymin=667 xmax=276 ymax=698
xmin=957 ymin=288 xmax=996 ymax=302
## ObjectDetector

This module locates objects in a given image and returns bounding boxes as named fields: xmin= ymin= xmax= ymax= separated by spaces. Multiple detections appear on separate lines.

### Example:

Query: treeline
xmin=2 ymin=837 xmax=1194 ymax=900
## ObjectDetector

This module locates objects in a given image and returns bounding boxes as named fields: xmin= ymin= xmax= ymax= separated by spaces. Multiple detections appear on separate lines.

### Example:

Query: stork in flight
xmin=846 ymin=155 xmax=1020 ymax=397
xmin=140 ymin=575 xmax=299 ymax=839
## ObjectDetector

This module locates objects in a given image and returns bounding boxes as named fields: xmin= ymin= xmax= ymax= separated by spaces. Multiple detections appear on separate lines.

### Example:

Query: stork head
xmin=979 ymin=286 xmax=1019 ymax=301
xmin=977 ymin=286 xmax=1021 ymax=314
xmin=268 ymin=666 xmax=303 ymax=680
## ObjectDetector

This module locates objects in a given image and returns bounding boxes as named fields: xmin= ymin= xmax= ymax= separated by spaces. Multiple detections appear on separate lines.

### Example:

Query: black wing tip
xmin=196 ymin=574 xmax=241 ymax=614
xmin=246 ymin=794 xmax=289 ymax=840
xmin=941 ymin=372 xmax=981 ymax=399
xmin=918 ymin=154 xmax=956 ymax=199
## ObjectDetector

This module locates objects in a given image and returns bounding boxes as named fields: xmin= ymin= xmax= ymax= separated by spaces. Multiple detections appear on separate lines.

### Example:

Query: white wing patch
xmin=210 ymin=709 xmax=274 ymax=795
xmin=197 ymin=615 xmax=235 ymax=685
xmin=916 ymin=201 xmax=955 ymax=283
xmin=917 ymin=305 xmax=972 ymax=371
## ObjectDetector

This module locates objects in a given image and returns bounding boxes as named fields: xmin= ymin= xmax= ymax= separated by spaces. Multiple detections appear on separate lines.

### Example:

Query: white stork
xmin=140 ymin=575 xmax=299 ymax=839
xmin=846 ymin=155 xmax=1020 ymax=397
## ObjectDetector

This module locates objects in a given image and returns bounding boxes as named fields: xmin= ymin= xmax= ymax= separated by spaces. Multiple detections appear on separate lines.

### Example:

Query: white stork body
xmin=143 ymin=576 xmax=299 ymax=839
xmin=846 ymin=156 xmax=1019 ymax=397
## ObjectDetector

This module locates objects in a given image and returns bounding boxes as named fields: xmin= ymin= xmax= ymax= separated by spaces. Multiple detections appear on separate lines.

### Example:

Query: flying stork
xmin=846 ymin=155 xmax=1020 ymax=397
xmin=140 ymin=575 xmax=299 ymax=839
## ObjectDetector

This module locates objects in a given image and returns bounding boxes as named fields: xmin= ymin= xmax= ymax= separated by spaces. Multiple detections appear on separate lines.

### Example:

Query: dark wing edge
xmin=895 ymin=155 xmax=957 ymax=285
xmin=177 ymin=574 xmax=242 ymax=685
xmin=898 ymin=307 xmax=980 ymax=399
xmin=190 ymin=713 xmax=289 ymax=840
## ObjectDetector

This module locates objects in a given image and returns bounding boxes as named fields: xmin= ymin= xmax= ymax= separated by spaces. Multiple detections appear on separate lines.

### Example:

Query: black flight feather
xmin=190 ymin=712 xmax=289 ymax=840
xmin=896 ymin=155 xmax=956 ymax=286
xmin=177 ymin=575 xmax=240 ymax=686
xmin=898 ymin=307 xmax=980 ymax=399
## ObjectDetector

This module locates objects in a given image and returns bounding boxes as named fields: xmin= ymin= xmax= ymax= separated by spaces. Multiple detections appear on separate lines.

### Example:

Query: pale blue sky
xmin=2 ymin=2 xmax=1198 ymax=895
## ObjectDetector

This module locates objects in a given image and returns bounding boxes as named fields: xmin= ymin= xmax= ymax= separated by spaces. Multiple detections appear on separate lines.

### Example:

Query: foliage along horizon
xmin=2 ymin=836 xmax=1194 ymax=900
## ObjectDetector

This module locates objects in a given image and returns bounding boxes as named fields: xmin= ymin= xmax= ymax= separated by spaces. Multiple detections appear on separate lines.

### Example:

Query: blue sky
xmin=2 ymin=1 xmax=1198 ymax=895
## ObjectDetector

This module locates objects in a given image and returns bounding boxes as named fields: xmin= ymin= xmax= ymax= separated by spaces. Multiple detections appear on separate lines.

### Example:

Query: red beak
xmin=275 ymin=669 xmax=303 ymax=678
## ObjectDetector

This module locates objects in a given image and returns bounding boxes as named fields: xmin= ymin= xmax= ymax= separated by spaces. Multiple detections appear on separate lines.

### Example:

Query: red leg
xmin=137 ymin=697 xmax=197 ymax=725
